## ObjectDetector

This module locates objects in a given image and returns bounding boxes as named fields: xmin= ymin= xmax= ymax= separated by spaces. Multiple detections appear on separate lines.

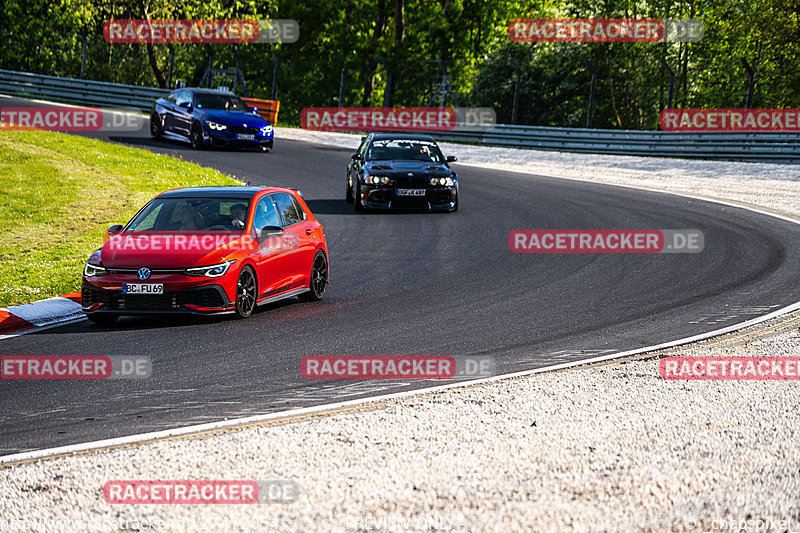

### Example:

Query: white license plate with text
xmin=396 ymin=189 xmax=426 ymax=197
xmin=122 ymin=284 xmax=164 ymax=294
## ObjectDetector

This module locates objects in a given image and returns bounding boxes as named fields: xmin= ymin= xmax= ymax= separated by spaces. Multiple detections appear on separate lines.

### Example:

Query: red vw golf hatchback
xmin=81 ymin=186 xmax=328 ymax=324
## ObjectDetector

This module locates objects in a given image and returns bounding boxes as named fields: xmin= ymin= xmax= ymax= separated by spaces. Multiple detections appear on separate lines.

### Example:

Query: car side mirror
xmin=351 ymin=152 xmax=363 ymax=161
xmin=179 ymin=102 xmax=192 ymax=110
xmin=107 ymin=224 xmax=123 ymax=234
xmin=446 ymin=155 xmax=457 ymax=162
xmin=258 ymin=225 xmax=284 ymax=244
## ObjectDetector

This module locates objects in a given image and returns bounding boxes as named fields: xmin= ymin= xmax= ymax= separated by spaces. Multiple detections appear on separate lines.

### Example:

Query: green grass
xmin=0 ymin=131 xmax=239 ymax=307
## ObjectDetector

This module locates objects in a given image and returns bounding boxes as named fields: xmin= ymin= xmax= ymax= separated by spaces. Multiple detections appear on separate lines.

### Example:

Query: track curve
xmin=2 ymin=96 xmax=800 ymax=455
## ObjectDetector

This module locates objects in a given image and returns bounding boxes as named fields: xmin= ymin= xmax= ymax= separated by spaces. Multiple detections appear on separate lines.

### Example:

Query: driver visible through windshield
xmin=126 ymin=198 xmax=251 ymax=232
xmin=194 ymin=93 xmax=250 ymax=112
xmin=366 ymin=140 xmax=445 ymax=163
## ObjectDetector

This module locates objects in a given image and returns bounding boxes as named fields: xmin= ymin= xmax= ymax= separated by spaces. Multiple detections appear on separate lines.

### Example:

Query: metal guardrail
xmin=435 ymin=124 xmax=800 ymax=163
xmin=0 ymin=69 xmax=168 ymax=113
xmin=1 ymin=69 xmax=799 ymax=162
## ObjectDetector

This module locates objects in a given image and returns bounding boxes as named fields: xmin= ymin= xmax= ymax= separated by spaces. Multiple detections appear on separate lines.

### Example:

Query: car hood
xmin=98 ymin=232 xmax=247 ymax=269
xmin=197 ymin=109 xmax=270 ymax=127
xmin=364 ymin=160 xmax=453 ymax=177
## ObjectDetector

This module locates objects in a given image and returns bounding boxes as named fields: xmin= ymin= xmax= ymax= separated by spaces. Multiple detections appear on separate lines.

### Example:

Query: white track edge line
xmin=3 ymin=298 xmax=800 ymax=466
xmin=2 ymin=108 xmax=800 ymax=464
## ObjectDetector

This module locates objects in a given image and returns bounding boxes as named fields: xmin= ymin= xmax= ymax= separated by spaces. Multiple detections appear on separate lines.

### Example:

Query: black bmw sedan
xmin=346 ymin=133 xmax=458 ymax=212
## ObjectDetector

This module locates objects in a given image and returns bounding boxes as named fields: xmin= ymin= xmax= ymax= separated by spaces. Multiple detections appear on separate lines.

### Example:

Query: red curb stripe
xmin=61 ymin=292 xmax=82 ymax=304
xmin=0 ymin=310 xmax=35 ymax=335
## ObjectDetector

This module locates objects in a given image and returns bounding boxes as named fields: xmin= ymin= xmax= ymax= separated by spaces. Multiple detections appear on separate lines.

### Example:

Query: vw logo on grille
xmin=137 ymin=267 xmax=151 ymax=280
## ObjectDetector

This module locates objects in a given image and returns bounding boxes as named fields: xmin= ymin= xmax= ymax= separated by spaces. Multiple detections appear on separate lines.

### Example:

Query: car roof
xmin=157 ymin=186 xmax=292 ymax=200
xmin=172 ymin=88 xmax=238 ymax=96
xmin=369 ymin=133 xmax=437 ymax=142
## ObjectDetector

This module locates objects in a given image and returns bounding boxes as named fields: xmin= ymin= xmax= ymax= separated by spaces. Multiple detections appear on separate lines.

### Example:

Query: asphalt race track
xmin=2 ymin=96 xmax=800 ymax=455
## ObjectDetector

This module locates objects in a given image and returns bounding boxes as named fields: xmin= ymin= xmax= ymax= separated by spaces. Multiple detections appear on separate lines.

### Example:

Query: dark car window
xmin=195 ymin=93 xmax=250 ymax=112
xmin=253 ymin=195 xmax=282 ymax=234
xmin=126 ymin=198 xmax=250 ymax=232
xmin=273 ymin=193 xmax=305 ymax=227
xmin=165 ymin=91 xmax=179 ymax=104
xmin=366 ymin=139 xmax=444 ymax=163
xmin=358 ymin=134 xmax=372 ymax=156
xmin=175 ymin=90 xmax=192 ymax=107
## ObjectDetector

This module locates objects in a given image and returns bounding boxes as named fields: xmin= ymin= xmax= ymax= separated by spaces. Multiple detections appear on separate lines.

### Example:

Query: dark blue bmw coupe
xmin=150 ymin=88 xmax=274 ymax=151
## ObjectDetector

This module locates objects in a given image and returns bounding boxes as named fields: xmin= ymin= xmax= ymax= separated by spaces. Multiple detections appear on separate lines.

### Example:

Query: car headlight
xmin=260 ymin=124 xmax=273 ymax=134
xmin=84 ymin=262 xmax=108 ymax=277
xmin=185 ymin=260 xmax=235 ymax=278
xmin=204 ymin=121 xmax=227 ymax=131
xmin=365 ymin=175 xmax=393 ymax=185
xmin=430 ymin=176 xmax=454 ymax=186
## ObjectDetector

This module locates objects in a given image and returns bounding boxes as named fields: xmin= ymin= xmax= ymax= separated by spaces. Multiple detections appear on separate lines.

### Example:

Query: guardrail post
xmin=659 ymin=58 xmax=675 ymax=109
xmin=584 ymin=59 xmax=596 ymax=128
xmin=741 ymin=58 xmax=755 ymax=109
xmin=509 ymin=58 xmax=521 ymax=124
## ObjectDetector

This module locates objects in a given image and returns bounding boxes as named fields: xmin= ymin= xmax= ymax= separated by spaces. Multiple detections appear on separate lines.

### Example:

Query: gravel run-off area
xmin=2 ymin=129 xmax=800 ymax=533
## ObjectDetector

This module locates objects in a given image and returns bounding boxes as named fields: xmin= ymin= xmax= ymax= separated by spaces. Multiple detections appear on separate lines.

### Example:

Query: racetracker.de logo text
xmin=508 ymin=18 xmax=702 ymax=42
xmin=509 ymin=229 xmax=704 ymax=253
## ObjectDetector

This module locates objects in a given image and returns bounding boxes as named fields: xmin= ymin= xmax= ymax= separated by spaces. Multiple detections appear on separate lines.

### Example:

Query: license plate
xmin=396 ymin=188 xmax=426 ymax=197
xmin=236 ymin=134 xmax=255 ymax=140
xmin=122 ymin=283 xmax=164 ymax=294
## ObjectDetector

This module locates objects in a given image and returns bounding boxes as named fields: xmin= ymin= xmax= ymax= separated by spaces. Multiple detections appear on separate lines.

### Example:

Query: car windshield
xmin=194 ymin=93 xmax=250 ymax=112
xmin=125 ymin=198 xmax=251 ymax=232
xmin=366 ymin=140 xmax=445 ymax=163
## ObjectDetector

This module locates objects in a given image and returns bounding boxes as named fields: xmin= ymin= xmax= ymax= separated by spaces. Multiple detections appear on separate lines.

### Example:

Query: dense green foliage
xmin=1 ymin=0 xmax=798 ymax=129
xmin=0 ymin=131 xmax=238 ymax=306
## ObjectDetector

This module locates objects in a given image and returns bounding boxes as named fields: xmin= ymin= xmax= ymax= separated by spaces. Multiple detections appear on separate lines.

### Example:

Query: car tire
xmin=353 ymin=180 xmax=364 ymax=212
xmin=150 ymin=113 xmax=162 ymax=140
xmin=190 ymin=122 xmax=204 ymax=150
xmin=86 ymin=314 xmax=118 ymax=326
xmin=452 ymin=193 xmax=459 ymax=212
xmin=345 ymin=175 xmax=354 ymax=203
xmin=234 ymin=266 xmax=257 ymax=318
xmin=299 ymin=251 xmax=328 ymax=302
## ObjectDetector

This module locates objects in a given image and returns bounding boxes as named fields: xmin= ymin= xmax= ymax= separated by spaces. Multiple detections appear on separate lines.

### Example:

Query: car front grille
xmin=228 ymin=126 xmax=260 ymax=134
xmin=393 ymin=176 xmax=428 ymax=188
xmin=82 ymin=285 xmax=225 ymax=311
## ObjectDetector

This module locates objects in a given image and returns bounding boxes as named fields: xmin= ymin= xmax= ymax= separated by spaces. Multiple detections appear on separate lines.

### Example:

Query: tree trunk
xmin=138 ymin=1 xmax=165 ymax=88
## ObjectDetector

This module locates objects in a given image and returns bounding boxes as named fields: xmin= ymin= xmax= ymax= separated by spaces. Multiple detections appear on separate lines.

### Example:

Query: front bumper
xmin=81 ymin=282 xmax=235 ymax=316
xmin=358 ymin=185 xmax=457 ymax=211
xmin=205 ymin=128 xmax=273 ymax=149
